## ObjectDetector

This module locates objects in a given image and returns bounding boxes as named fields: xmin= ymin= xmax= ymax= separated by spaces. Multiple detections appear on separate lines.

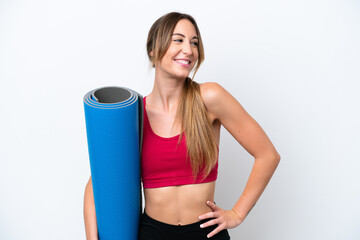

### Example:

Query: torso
xmin=143 ymin=83 xmax=222 ymax=225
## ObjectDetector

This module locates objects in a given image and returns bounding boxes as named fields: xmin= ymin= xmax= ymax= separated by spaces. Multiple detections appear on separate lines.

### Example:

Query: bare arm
xmin=201 ymin=82 xmax=281 ymax=222
xmin=84 ymin=176 xmax=99 ymax=240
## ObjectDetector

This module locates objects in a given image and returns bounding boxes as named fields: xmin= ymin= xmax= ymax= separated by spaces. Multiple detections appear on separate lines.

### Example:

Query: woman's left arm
xmin=199 ymin=82 xmax=281 ymax=237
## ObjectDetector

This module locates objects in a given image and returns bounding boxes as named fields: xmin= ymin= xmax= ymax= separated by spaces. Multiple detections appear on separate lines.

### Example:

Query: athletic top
xmin=141 ymin=96 xmax=219 ymax=189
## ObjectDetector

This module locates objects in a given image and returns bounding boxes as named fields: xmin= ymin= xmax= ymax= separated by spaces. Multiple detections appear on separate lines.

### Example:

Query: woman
xmin=84 ymin=12 xmax=280 ymax=240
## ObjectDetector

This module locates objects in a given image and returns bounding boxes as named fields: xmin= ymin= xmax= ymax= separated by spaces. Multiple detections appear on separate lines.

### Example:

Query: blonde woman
xmin=84 ymin=12 xmax=280 ymax=240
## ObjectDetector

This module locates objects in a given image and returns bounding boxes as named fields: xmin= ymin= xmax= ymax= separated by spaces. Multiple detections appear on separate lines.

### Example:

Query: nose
xmin=182 ymin=41 xmax=193 ymax=55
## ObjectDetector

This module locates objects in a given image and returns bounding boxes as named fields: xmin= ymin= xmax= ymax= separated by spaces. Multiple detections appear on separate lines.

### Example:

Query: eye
xmin=173 ymin=39 xmax=183 ymax=43
xmin=191 ymin=41 xmax=199 ymax=46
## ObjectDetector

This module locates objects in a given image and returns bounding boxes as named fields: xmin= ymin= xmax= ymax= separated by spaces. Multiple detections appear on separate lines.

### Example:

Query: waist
xmin=143 ymin=181 xmax=216 ymax=225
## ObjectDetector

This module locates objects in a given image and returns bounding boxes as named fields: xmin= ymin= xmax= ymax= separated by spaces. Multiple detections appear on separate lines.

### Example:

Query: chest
xmin=146 ymin=107 xmax=181 ymax=138
xmin=141 ymin=130 xmax=189 ymax=174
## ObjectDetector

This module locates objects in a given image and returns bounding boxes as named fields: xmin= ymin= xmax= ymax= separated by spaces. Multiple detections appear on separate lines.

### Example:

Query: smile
xmin=174 ymin=59 xmax=191 ymax=67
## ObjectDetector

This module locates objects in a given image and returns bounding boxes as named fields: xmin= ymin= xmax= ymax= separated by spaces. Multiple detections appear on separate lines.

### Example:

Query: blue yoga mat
xmin=83 ymin=86 xmax=143 ymax=240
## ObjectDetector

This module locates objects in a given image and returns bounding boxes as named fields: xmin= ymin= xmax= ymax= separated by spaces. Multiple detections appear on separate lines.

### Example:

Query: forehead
xmin=173 ymin=19 xmax=197 ymax=37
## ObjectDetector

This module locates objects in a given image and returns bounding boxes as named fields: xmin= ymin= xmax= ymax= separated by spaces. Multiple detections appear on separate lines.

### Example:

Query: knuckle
xmin=210 ymin=219 xmax=217 ymax=225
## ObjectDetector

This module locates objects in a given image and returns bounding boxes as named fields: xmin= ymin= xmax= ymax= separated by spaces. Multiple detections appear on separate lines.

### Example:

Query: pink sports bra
xmin=141 ymin=96 xmax=219 ymax=188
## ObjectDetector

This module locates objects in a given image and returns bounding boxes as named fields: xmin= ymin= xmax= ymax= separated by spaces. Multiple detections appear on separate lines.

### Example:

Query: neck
xmin=148 ymin=69 xmax=186 ymax=112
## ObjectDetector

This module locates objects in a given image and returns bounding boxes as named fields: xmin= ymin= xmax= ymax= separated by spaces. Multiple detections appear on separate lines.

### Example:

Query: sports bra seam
xmin=143 ymin=174 xmax=218 ymax=187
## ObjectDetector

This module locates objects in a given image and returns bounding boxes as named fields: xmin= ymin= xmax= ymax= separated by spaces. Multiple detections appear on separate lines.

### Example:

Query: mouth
xmin=174 ymin=59 xmax=191 ymax=67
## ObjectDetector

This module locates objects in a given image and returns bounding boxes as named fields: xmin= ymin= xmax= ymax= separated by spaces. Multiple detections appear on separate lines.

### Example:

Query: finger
xmin=207 ymin=225 xmax=225 ymax=238
xmin=199 ymin=211 xmax=217 ymax=220
xmin=207 ymin=201 xmax=219 ymax=210
xmin=200 ymin=218 xmax=218 ymax=229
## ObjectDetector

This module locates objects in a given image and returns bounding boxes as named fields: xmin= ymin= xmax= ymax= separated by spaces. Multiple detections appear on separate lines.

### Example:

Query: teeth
xmin=175 ymin=59 xmax=190 ymax=64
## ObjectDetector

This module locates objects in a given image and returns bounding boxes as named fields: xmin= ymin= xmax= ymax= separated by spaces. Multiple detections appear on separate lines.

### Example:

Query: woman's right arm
xmin=84 ymin=176 xmax=99 ymax=240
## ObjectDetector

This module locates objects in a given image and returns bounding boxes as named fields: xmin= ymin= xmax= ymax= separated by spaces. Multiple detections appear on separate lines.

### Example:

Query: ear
xmin=150 ymin=50 xmax=154 ymax=57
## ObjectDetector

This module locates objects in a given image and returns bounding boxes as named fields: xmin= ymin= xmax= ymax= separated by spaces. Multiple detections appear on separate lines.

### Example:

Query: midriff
xmin=144 ymin=181 xmax=216 ymax=225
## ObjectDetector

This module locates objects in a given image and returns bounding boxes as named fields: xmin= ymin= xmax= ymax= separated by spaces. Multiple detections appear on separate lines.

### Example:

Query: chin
xmin=167 ymin=71 xmax=188 ymax=80
xmin=174 ymin=70 xmax=193 ymax=79
xmin=176 ymin=74 xmax=190 ymax=80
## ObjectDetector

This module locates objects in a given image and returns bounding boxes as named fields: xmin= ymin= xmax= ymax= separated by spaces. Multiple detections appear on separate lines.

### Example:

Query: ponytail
xmin=176 ymin=77 xmax=218 ymax=181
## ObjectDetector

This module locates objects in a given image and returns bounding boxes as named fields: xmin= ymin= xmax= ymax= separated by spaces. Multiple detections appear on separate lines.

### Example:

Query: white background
xmin=1 ymin=0 xmax=359 ymax=239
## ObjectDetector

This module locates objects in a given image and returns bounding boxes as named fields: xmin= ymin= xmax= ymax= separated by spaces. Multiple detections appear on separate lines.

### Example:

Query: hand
xmin=198 ymin=201 xmax=243 ymax=238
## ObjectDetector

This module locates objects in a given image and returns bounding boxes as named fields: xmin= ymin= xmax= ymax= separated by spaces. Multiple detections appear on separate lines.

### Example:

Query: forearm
xmin=232 ymin=155 xmax=280 ymax=222
xmin=84 ymin=177 xmax=99 ymax=240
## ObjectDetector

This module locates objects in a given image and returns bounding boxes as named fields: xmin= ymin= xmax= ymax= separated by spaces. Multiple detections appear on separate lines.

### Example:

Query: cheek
xmin=194 ymin=50 xmax=199 ymax=61
xmin=165 ymin=53 xmax=175 ymax=64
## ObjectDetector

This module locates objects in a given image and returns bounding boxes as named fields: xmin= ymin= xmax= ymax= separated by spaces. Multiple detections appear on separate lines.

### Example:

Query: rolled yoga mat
xmin=83 ymin=86 xmax=143 ymax=240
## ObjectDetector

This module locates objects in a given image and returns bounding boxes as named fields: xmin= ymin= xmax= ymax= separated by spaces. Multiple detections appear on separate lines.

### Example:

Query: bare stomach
xmin=143 ymin=181 xmax=216 ymax=226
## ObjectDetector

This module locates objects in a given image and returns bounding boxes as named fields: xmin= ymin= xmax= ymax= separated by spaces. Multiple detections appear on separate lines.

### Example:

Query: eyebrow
xmin=172 ymin=33 xmax=199 ymax=40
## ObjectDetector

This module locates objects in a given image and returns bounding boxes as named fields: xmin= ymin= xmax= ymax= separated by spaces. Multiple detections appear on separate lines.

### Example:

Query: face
xmin=155 ymin=19 xmax=199 ymax=80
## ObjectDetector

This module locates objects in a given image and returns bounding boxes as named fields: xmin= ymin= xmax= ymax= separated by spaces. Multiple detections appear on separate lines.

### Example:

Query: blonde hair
xmin=146 ymin=12 xmax=218 ymax=181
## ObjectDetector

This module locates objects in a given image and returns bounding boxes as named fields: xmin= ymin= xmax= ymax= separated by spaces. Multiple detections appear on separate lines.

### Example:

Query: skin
xmin=84 ymin=19 xmax=280 ymax=239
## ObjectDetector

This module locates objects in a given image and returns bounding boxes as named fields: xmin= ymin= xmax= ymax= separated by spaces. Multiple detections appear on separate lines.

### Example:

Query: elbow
xmin=255 ymin=152 xmax=280 ymax=165
xmin=273 ymin=152 xmax=281 ymax=166
xmin=275 ymin=151 xmax=281 ymax=161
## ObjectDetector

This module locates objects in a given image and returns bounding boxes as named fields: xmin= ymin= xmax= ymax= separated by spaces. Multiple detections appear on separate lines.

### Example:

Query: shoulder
xmin=199 ymin=82 xmax=232 ymax=119
xmin=199 ymin=82 xmax=226 ymax=104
